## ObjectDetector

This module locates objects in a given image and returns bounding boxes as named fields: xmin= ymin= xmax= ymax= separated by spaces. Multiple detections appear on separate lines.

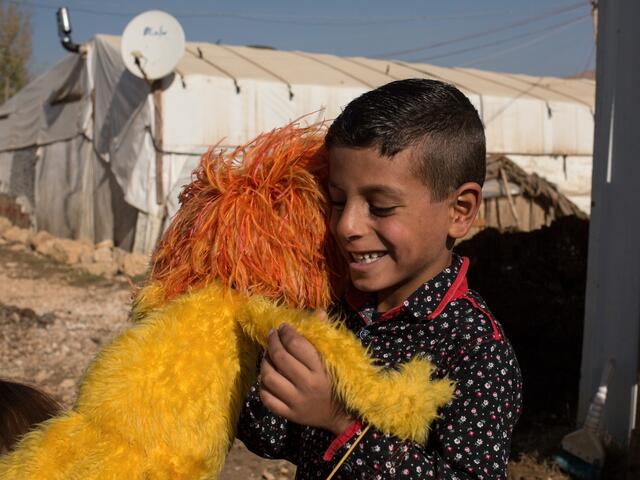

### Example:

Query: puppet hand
xmin=259 ymin=321 xmax=354 ymax=436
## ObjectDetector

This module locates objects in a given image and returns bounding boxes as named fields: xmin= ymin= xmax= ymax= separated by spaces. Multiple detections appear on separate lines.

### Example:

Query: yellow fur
xmin=0 ymin=283 xmax=453 ymax=479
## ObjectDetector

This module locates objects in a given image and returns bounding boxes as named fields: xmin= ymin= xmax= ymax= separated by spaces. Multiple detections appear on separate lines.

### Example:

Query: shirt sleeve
xmin=323 ymin=339 xmax=523 ymax=479
xmin=236 ymin=382 xmax=303 ymax=464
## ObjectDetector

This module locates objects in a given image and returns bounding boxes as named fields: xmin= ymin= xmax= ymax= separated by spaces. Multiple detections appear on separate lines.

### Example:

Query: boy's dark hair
xmin=0 ymin=379 xmax=61 ymax=453
xmin=325 ymin=79 xmax=486 ymax=201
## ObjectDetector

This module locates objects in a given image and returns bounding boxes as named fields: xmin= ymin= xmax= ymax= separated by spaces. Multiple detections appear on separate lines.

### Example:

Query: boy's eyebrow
xmin=361 ymin=185 xmax=404 ymax=199
xmin=328 ymin=182 xmax=404 ymax=199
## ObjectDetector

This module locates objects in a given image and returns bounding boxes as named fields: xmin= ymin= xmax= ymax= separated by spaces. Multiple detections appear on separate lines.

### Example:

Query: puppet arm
xmin=237 ymin=295 xmax=455 ymax=444
xmin=0 ymin=283 xmax=258 ymax=480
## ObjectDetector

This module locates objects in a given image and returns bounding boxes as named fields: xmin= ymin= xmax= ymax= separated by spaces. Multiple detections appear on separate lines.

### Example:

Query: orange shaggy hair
xmin=149 ymin=124 xmax=345 ymax=310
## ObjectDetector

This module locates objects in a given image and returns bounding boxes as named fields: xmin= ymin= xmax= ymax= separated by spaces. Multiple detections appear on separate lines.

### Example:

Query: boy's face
xmin=328 ymin=146 xmax=454 ymax=312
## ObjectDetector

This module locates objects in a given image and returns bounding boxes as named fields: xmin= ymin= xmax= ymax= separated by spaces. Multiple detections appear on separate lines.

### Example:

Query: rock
xmin=59 ymin=378 xmax=76 ymax=390
xmin=79 ymin=250 xmax=94 ymax=264
xmin=50 ymin=238 xmax=92 ymax=265
xmin=3 ymin=226 xmax=31 ymax=244
xmin=83 ymin=261 xmax=118 ymax=278
xmin=122 ymin=252 xmax=149 ymax=278
xmin=32 ymin=230 xmax=57 ymax=256
xmin=38 ymin=312 xmax=57 ymax=326
xmin=95 ymin=239 xmax=114 ymax=250
xmin=34 ymin=370 xmax=52 ymax=383
xmin=113 ymin=247 xmax=127 ymax=271
xmin=93 ymin=246 xmax=113 ymax=264
xmin=30 ymin=230 xmax=54 ymax=249
xmin=0 ymin=216 xmax=12 ymax=234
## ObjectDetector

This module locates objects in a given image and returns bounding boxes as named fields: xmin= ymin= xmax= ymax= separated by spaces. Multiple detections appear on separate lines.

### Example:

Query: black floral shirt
xmin=237 ymin=254 xmax=523 ymax=479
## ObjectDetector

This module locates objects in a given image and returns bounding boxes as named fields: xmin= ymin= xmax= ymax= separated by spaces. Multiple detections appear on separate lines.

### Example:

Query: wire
xmin=369 ymin=1 xmax=587 ymax=58
xmin=575 ymin=42 xmax=596 ymax=77
xmin=458 ymin=15 xmax=589 ymax=67
xmin=408 ymin=14 xmax=589 ymax=64
xmin=12 ymin=0 xmax=588 ymax=26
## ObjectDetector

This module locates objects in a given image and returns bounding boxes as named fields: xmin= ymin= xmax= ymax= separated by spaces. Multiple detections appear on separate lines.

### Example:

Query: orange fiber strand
xmin=149 ymin=123 xmax=345 ymax=311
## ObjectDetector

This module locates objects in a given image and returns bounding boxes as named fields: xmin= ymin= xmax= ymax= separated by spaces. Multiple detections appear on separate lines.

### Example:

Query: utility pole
xmin=579 ymin=0 xmax=640 ymax=451
xmin=591 ymin=1 xmax=599 ymax=42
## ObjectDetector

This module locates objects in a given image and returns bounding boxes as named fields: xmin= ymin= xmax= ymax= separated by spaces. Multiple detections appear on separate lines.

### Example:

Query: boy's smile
xmin=328 ymin=146 xmax=454 ymax=312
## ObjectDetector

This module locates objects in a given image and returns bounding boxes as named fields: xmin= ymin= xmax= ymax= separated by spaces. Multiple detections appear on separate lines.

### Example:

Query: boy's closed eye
xmin=368 ymin=204 xmax=397 ymax=217
xmin=329 ymin=200 xmax=397 ymax=217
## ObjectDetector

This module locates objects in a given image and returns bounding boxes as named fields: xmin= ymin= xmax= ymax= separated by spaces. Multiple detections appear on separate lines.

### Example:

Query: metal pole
xmin=578 ymin=0 xmax=640 ymax=445
xmin=152 ymin=80 xmax=164 ymax=206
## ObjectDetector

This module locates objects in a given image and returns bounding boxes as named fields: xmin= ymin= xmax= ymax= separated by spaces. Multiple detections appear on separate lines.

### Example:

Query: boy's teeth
xmin=352 ymin=252 xmax=384 ymax=263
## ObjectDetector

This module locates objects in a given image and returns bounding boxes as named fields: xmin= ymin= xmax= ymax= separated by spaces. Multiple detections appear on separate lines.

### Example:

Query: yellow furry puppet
xmin=0 ymin=125 xmax=454 ymax=479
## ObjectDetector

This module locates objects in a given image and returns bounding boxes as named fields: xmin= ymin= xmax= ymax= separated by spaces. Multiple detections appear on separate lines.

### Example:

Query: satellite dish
xmin=121 ymin=10 xmax=185 ymax=81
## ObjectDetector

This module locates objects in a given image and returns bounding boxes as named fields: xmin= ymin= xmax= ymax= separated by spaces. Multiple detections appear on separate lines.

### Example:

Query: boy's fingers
xmin=267 ymin=327 xmax=311 ymax=384
xmin=277 ymin=323 xmax=324 ymax=373
xmin=259 ymin=384 xmax=292 ymax=418
xmin=260 ymin=354 xmax=297 ymax=405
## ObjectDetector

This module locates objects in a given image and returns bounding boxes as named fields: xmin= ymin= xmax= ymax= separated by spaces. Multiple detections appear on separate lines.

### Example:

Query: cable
xmin=574 ymin=42 xmax=596 ymax=77
xmin=458 ymin=15 xmax=589 ymax=67
xmin=409 ymin=14 xmax=589 ymax=63
xmin=12 ymin=0 xmax=587 ymax=27
xmin=369 ymin=1 xmax=586 ymax=58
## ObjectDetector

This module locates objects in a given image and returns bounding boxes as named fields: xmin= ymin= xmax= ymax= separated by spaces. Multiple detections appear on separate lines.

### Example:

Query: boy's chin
xmin=350 ymin=277 xmax=382 ymax=293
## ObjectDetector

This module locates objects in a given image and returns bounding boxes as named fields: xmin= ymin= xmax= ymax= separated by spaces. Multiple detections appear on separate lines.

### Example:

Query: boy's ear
xmin=447 ymin=182 xmax=482 ymax=240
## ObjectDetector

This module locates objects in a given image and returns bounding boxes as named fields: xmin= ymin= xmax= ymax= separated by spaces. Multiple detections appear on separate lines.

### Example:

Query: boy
xmin=237 ymin=79 xmax=523 ymax=479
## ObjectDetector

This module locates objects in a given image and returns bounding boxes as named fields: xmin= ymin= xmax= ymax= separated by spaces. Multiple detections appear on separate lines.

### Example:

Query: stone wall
xmin=0 ymin=217 xmax=149 ymax=279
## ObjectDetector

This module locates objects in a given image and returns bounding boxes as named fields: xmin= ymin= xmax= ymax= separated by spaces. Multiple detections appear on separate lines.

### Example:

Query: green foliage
xmin=0 ymin=0 xmax=32 ymax=102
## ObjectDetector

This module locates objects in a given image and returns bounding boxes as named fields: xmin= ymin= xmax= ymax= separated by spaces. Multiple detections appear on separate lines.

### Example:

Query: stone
xmin=95 ymin=239 xmax=114 ymax=250
xmin=30 ymin=230 xmax=54 ymax=248
xmin=50 ymin=238 xmax=92 ymax=265
xmin=34 ymin=370 xmax=52 ymax=383
xmin=83 ymin=261 xmax=119 ymax=278
xmin=79 ymin=250 xmax=94 ymax=264
xmin=113 ymin=248 xmax=127 ymax=271
xmin=122 ymin=252 xmax=150 ymax=278
xmin=31 ymin=230 xmax=56 ymax=256
xmin=3 ymin=226 xmax=31 ymax=244
xmin=93 ymin=247 xmax=113 ymax=264
xmin=59 ymin=378 xmax=76 ymax=390
xmin=0 ymin=216 xmax=12 ymax=235
xmin=38 ymin=312 xmax=57 ymax=326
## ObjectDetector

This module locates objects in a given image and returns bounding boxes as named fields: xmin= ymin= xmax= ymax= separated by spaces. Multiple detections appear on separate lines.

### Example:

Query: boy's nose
xmin=335 ymin=204 xmax=367 ymax=242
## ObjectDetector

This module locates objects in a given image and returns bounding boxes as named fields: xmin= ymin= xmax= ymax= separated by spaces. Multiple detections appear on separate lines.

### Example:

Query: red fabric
xmin=322 ymin=420 xmax=364 ymax=461
xmin=427 ymin=257 xmax=470 ymax=320
xmin=462 ymin=293 xmax=503 ymax=341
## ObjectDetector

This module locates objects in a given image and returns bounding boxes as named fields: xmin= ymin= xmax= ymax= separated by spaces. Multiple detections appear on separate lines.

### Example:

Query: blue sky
xmin=20 ymin=0 xmax=596 ymax=78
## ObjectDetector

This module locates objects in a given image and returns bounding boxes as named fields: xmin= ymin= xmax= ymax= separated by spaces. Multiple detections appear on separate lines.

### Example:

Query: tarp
xmin=0 ymin=34 xmax=595 ymax=252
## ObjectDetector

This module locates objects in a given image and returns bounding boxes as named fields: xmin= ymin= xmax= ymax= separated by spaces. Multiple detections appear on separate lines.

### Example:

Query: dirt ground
xmin=0 ymin=218 xmax=622 ymax=478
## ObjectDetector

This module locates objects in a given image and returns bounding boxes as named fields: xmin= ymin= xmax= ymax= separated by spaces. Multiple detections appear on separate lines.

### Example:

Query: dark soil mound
xmin=457 ymin=216 xmax=589 ymax=428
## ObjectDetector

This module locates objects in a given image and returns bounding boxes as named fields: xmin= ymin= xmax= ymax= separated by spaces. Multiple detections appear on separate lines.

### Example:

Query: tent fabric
xmin=0 ymin=34 xmax=595 ymax=252
xmin=0 ymin=53 xmax=91 ymax=151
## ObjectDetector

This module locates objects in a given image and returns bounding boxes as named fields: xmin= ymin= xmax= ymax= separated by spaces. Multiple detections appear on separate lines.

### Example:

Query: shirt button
xmin=357 ymin=328 xmax=371 ymax=341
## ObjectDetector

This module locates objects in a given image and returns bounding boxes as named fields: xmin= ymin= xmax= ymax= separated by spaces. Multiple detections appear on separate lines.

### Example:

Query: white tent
xmin=0 ymin=35 xmax=595 ymax=252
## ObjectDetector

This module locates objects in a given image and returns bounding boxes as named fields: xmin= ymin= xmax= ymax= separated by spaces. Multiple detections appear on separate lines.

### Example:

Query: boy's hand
xmin=259 ymin=319 xmax=354 ymax=436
